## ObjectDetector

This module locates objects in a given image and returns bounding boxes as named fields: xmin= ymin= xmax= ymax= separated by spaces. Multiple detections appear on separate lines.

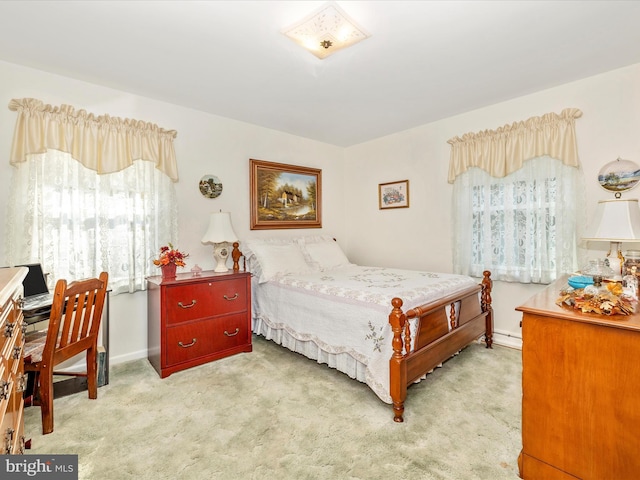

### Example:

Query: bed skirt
xmin=252 ymin=315 xmax=370 ymax=384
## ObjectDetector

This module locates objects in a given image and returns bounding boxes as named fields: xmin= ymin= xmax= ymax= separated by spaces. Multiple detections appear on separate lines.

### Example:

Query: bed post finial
xmin=232 ymin=242 xmax=242 ymax=271
xmin=481 ymin=270 xmax=493 ymax=348
xmin=389 ymin=297 xmax=408 ymax=422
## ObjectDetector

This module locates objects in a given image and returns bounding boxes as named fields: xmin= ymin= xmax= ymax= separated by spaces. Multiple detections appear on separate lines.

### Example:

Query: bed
xmin=241 ymin=235 xmax=493 ymax=422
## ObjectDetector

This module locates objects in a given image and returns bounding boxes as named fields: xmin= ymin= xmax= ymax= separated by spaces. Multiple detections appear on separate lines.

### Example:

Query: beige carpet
xmin=24 ymin=336 xmax=522 ymax=480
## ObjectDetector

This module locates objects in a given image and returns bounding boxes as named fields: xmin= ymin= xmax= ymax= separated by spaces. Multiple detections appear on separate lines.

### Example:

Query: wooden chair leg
xmin=39 ymin=369 xmax=54 ymax=435
xmin=87 ymin=347 xmax=98 ymax=399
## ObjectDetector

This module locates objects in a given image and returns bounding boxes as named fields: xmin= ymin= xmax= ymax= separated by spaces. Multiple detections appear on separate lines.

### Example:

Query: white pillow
xmin=293 ymin=234 xmax=336 ymax=245
xmin=245 ymin=242 xmax=313 ymax=283
xmin=302 ymin=241 xmax=352 ymax=271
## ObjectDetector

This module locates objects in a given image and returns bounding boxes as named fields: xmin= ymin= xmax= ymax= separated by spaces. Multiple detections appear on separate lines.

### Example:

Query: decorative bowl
xmin=568 ymin=275 xmax=594 ymax=289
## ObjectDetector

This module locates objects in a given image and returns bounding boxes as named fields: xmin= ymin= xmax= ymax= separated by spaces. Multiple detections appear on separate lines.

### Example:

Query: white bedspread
xmin=251 ymin=265 xmax=478 ymax=403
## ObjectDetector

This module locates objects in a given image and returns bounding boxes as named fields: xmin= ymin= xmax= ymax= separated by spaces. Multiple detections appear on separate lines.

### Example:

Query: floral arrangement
xmin=153 ymin=243 xmax=188 ymax=267
xmin=556 ymin=281 xmax=635 ymax=315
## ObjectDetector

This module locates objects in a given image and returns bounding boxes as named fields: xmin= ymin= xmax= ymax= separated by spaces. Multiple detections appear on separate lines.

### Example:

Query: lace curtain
xmin=449 ymin=109 xmax=584 ymax=284
xmin=452 ymin=157 xmax=585 ymax=283
xmin=6 ymin=99 xmax=179 ymax=294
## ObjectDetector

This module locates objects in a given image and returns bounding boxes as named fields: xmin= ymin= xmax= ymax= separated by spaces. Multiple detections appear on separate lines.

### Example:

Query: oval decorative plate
xmin=598 ymin=158 xmax=640 ymax=193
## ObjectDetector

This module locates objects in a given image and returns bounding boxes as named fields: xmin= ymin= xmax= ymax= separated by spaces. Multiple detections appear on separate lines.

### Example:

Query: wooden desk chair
xmin=23 ymin=272 xmax=109 ymax=435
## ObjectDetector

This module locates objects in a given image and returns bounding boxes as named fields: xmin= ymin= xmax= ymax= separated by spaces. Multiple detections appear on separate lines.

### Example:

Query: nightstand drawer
xmin=210 ymin=278 xmax=248 ymax=315
xmin=165 ymin=313 xmax=250 ymax=366
xmin=165 ymin=279 xmax=248 ymax=325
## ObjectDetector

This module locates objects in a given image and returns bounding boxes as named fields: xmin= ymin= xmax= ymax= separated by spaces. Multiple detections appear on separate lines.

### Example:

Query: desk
xmin=516 ymin=275 xmax=640 ymax=479
xmin=23 ymin=291 xmax=110 ymax=396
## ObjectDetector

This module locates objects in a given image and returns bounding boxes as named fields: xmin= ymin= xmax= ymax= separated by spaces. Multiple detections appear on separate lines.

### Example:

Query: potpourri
xmin=556 ymin=281 xmax=635 ymax=315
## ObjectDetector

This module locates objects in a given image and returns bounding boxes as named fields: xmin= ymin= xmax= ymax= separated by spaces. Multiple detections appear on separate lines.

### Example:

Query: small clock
xmin=199 ymin=175 xmax=223 ymax=198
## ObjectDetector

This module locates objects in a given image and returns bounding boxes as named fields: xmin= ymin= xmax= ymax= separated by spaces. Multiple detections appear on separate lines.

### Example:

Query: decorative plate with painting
xmin=598 ymin=158 xmax=640 ymax=193
xmin=199 ymin=175 xmax=223 ymax=198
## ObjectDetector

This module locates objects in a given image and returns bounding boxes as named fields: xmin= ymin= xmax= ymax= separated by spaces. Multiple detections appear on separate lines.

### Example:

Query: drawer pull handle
xmin=178 ymin=300 xmax=197 ymax=309
xmin=4 ymin=322 xmax=14 ymax=338
xmin=178 ymin=338 xmax=197 ymax=348
xmin=224 ymin=328 xmax=240 ymax=337
xmin=0 ymin=380 xmax=9 ymax=401
xmin=223 ymin=293 xmax=239 ymax=301
xmin=17 ymin=374 xmax=27 ymax=394
xmin=4 ymin=428 xmax=15 ymax=454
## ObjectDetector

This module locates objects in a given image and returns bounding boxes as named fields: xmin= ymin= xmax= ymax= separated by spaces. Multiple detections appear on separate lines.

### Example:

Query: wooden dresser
xmin=147 ymin=270 xmax=252 ymax=378
xmin=516 ymin=275 xmax=640 ymax=480
xmin=0 ymin=267 xmax=28 ymax=454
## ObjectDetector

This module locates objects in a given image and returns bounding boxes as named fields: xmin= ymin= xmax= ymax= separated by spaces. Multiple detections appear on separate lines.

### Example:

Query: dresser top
xmin=516 ymin=274 xmax=640 ymax=332
xmin=146 ymin=269 xmax=251 ymax=287
xmin=0 ymin=267 xmax=28 ymax=308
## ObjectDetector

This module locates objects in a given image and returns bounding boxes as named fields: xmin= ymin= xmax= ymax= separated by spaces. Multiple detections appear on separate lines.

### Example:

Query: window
xmin=452 ymin=156 xmax=584 ymax=284
xmin=6 ymin=150 xmax=177 ymax=294
xmin=6 ymin=98 xmax=179 ymax=294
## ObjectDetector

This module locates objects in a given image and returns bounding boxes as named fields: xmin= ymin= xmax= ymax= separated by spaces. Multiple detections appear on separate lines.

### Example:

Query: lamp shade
xmin=201 ymin=212 xmax=238 ymax=244
xmin=583 ymin=199 xmax=640 ymax=242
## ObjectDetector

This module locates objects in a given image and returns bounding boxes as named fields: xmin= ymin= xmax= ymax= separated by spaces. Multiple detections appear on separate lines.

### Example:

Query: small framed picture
xmin=379 ymin=180 xmax=409 ymax=209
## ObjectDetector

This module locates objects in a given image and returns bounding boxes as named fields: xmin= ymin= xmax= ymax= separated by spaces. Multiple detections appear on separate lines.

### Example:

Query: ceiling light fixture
xmin=281 ymin=1 xmax=371 ymax=59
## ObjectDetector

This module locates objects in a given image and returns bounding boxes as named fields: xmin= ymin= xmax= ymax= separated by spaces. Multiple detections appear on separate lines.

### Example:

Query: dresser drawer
xmin=0 ymin=267 xmax=27 ymax=455
xmin=1 ymin=400 xmax=13 ymax=454
xmin=0 ymin=298 xmax=17 ymax=360
xmin=165 ymin=278 xmax=248 ymax=325
xmin=165 ymin=313 xmax=250 ymax=366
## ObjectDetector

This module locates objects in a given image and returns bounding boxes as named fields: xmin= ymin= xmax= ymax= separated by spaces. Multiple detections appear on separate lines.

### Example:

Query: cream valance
xmin=447 ymin=108 xmax=582 ymax=183
xmin=8 ymin=98 xmax=179 ymax=181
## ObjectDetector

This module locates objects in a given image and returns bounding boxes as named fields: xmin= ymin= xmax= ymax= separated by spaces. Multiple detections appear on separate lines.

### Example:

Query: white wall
xmin=3 ymin=58 xmax=640 ymax=360
xmin=344 ymin=62 xmax=640 ymax=348
xmin=0 ymin=60 xmax=347 ymax=365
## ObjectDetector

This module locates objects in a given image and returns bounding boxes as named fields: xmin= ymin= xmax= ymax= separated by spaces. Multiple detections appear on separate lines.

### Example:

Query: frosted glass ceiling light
xmin=282 ymin=2 xmax=371 ymax=59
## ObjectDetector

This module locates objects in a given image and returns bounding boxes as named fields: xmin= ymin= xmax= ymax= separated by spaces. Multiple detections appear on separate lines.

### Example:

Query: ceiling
xmin=1 ymin=1 xmax=640 ymax=147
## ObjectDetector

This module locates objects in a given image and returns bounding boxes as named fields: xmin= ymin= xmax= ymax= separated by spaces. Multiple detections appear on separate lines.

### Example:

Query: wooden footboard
xmin=388 ymin=270 xmax=493 ymax=422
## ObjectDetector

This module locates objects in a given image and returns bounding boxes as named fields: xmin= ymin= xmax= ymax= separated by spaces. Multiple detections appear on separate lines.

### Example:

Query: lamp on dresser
xmin=583 ymin=198 xmax=640 ymax=280
xmin=201 ymin=211 xmax=239 ymax=273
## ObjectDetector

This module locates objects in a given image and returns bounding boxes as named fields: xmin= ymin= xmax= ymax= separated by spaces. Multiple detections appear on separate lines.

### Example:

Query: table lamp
xmin=583 ymin=198 xmax=640 ymax=280
xmin=201 ymin=212 xmax=239 ymax=273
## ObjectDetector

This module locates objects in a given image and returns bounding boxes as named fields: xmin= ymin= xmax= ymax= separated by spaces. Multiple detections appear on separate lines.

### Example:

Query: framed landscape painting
xmin=250 ymin=159 xmax=322 ymax=230
xmin=379 ymin=180 xmax=409 ymax=209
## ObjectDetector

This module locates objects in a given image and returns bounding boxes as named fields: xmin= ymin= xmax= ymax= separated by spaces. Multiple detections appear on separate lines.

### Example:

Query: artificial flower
xmin=153 ymin=243 xmax=188 ymax=267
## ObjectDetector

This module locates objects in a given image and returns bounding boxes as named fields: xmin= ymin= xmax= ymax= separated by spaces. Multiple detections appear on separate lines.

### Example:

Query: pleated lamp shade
xmin=201 ymin=212 xmax=238 ymax=244
xmin=583 ymin=198 xmax=640 ymax=280
xmin=583 ymin=199 xmax=640 ymax=242
xmin=201 ymin=212 xmax=238 ymax=272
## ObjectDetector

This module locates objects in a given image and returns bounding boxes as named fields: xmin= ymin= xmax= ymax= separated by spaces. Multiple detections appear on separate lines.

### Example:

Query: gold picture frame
xmin=379 ymin=180 xmax=409 ymax=209
xmin=250 ymin=159 xmax=322 ymax=230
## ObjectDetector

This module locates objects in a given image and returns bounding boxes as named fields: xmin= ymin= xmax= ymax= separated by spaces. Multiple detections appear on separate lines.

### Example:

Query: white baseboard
xmin=491 ymin=329 xmax=522 ymax=350
xmin=109 ymin=349 xmax=148 ymax=366
xmin=55 ymin=348 xmax=148 ymax=373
